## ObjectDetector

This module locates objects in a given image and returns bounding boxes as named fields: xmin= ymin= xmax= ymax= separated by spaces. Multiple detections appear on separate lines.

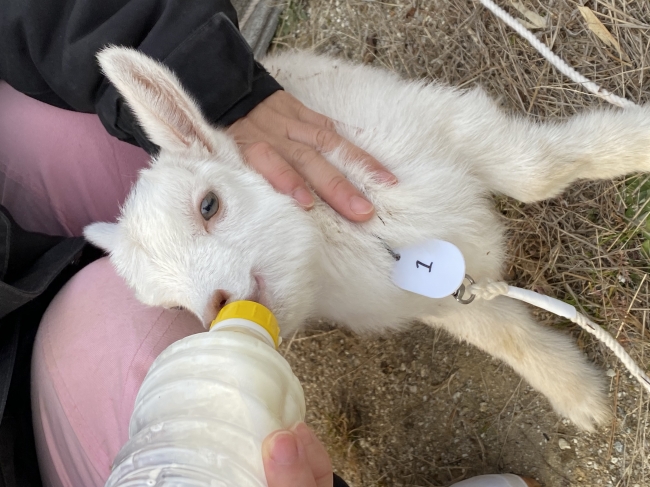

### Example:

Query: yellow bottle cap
xmin=210 ymin=301 xmax=280 ymax=348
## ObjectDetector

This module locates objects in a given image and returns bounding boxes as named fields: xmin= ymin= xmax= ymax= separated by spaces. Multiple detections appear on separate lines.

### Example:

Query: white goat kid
xmin=85 ymin=47 xmax=650 ymax=432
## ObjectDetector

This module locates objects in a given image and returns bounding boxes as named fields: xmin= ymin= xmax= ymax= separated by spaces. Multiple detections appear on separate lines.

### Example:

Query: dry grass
xmin=270 ymin=1 xmax=650 ymax=486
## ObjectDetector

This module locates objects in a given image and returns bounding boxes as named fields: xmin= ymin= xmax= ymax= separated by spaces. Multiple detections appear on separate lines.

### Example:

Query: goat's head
xmin=85 ymin=47 xmax=317 ymax=332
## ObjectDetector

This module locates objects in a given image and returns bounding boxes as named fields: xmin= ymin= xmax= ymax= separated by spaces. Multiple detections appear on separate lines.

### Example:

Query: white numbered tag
xmin=391 ymin=239 xmax=466 ymax=299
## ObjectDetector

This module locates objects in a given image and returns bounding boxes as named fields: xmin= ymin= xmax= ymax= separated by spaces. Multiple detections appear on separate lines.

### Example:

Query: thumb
xmin=263 ymin=430 xmax=318 ymax=487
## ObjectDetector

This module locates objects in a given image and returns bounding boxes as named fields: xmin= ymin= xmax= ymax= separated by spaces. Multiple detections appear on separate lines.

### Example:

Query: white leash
xmin=477 ymin=0 xmax=636 ymax=109
xmin=464 ymin=279 xmax=650 ymax=393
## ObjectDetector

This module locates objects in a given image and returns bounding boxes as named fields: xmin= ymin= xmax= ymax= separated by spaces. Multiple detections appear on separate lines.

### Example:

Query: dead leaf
xmin=510 ymin=1 xmax=547 ymax=29
xmin=578 ymin=6 xmax=630 ymax=62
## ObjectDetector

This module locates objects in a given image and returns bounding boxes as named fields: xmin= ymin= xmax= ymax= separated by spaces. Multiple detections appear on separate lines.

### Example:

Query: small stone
xmin=558 ymin=438 xmax=571 ymax=450
xmin=479 ymin=402 xmax=488 ymax=412
xmin=606 ymin=369 xmax=616 ymax=377
xmin=610 ymin=457 xmax=619 ymax=465
xmin=613 ymin=441 xmax=623 ymax=453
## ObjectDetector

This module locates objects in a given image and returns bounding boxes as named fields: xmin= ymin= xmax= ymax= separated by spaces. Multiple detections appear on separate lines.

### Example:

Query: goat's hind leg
xmin=451 ymin=89 xmax=650 ymax=202
xmin=423 ymin=296 xmax=610 ymax=431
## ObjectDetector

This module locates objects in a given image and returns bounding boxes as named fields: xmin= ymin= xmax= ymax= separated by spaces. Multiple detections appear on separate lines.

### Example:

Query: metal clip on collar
xmin=452 ymin=275 xmax=476 ymax=305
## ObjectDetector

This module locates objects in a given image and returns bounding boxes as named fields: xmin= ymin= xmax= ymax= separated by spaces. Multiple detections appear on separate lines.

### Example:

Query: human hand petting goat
xmin=227 ymin=91 xmax=397 ymax=222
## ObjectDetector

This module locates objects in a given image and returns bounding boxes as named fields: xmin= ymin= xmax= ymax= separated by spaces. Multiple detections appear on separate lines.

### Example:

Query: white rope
xmin=467 ymin=279 xmax=650 ymax=393
xmin=477 ymin=0 xmax=635 ymax=109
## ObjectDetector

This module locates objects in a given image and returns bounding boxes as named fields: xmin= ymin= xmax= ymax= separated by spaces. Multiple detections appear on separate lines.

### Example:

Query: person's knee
xmin=32 ymin=257 xmax=203 ymax=487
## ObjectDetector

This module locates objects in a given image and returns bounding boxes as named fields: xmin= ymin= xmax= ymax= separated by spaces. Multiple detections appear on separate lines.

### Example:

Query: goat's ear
xmin=84 ymin=222 xmax=121 ymax=253
xmin=98 ymin=46 xmax=217 ymax=153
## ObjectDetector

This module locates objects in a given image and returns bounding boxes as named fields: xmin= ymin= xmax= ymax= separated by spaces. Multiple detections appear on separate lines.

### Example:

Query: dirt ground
xmin=268 ymin=1 xmax=650 ymax=486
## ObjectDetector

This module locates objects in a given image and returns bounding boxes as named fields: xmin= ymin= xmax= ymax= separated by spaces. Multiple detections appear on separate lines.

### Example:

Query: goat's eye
xmin=200 ymin=192 xmax=219 ymax=220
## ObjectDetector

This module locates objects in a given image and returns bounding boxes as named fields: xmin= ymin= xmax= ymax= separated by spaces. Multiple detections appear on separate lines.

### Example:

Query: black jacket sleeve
xmin=0 ymin=0 xmax=282 ymax=153
xmin=333 ymin=473 xmax=350 ymax=487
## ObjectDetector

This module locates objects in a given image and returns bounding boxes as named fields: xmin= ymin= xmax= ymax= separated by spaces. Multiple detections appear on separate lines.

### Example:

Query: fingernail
xmin=350 ymin=195 xmax=374 ymax=215
xmin=266 ymin=431 xmax=299 ymax=465
xmin=292 ymin=188 xmax=314 ymax=209
xmin=376 ymin=171 xmax=398 ymax=185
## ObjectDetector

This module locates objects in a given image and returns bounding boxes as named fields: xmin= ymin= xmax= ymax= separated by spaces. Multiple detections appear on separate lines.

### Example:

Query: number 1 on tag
xmin=391 ymin=240 xmax=466 ymax=299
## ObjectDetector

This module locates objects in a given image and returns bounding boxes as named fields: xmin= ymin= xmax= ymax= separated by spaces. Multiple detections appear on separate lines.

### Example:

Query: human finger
xmin=275 ymin=138 xmax=375 ymax=222
xmin=228 ymin=119 xmax=315 ymax=208
xmin=241 ymin=140 xmax=315 ymax=208
xmin=292 ymin=422 xmax=333 ymax=487
xmin=284 ymin=118 xmax=396 ymax=184
xmin=258 ymin=95 xmax=396 ymax=185
xmin=263 ymin=430 xmax=318 ymax=487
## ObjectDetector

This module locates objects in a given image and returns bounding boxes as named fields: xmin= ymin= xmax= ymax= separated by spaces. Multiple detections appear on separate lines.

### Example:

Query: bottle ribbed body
xmin=105 ymin=330 xmax=305 ymax=487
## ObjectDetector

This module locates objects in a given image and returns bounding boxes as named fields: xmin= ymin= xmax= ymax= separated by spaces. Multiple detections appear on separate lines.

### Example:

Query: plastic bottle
xmin=105 ymin=301 xmax=306 ymax=487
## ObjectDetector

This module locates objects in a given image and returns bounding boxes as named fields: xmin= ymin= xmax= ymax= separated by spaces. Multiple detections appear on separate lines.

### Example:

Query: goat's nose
xmin=213 ymin=289 xmax=231 ymax=315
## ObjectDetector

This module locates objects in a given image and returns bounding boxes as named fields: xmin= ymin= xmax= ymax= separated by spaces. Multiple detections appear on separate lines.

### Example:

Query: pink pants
xmin=0 ymin=81 xmax=204 ymax=487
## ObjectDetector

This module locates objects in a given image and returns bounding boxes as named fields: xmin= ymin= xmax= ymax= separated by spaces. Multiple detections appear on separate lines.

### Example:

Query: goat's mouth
xmin=204 ymin=273 xmax=272 ymax=327
xmin=248 ymin=273 xmax=271 ymax=310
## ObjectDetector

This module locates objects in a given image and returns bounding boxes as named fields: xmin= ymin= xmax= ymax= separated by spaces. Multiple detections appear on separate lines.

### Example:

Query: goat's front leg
xmin=451 ymin=89 xmax=650 ymax=202
xmin=423 ymin=297 xmax=610 ymax=431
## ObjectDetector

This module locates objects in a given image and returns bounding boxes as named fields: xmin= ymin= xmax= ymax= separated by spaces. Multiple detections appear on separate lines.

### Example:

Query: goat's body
xmin=261 ymin=52 xmax=650 ymax=430
xmin=262 ymin=52 xmax=504 ymax=333
xmin=88 ymin=48 xmax=650 ymax=431
xmin=262 ymin=51 xmax=650 ymax=333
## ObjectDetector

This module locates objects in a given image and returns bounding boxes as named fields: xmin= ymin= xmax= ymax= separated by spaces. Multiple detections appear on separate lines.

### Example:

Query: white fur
xmin=86 ymin=47 xmax=650 ymax=431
